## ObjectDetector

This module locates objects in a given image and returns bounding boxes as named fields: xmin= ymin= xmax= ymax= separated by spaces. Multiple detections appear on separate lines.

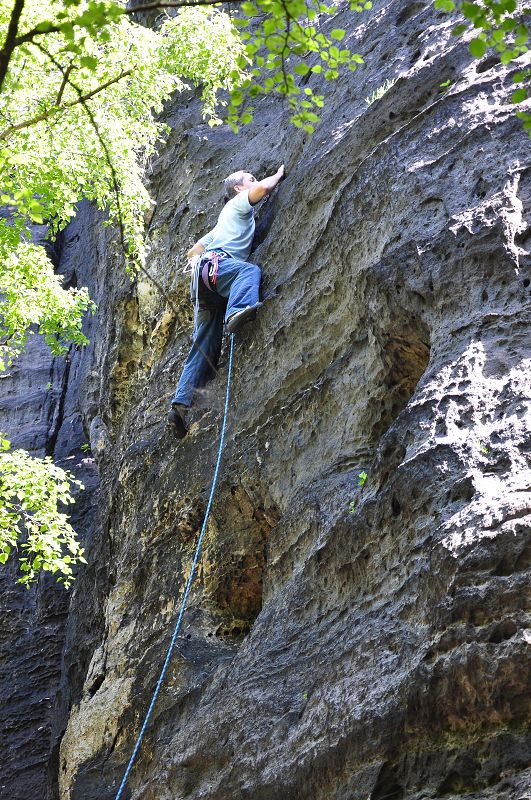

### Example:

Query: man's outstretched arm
xmin=248 ymin=164 xmax=284 ymax=206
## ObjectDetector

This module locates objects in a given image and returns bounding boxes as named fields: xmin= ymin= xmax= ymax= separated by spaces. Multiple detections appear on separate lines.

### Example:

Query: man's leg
xmin=213 ymin=258 xmax=262 ymax=327
xmin=170 ymin=307 xmax=224 ymax=433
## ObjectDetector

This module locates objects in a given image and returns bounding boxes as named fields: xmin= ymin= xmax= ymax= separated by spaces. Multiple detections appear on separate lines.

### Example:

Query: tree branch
xmin=55 ymin=62 xmax=74 ymax=105
xmin=9 ymin=0 xmax=245 ymax=52
xmin=0 ymin=0 xmax=26 ymax=93
xmin=0 ymin=0 xmax=248 ymax=97
xmin=124 ymin=0 xmax=245 ymax=12
xmin=0 ymin=67 xmax=133 ymax=141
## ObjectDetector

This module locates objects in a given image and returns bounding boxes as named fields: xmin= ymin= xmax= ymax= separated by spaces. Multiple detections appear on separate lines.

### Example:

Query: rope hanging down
xmin=114 ymin=332 xmax=236 ymax=800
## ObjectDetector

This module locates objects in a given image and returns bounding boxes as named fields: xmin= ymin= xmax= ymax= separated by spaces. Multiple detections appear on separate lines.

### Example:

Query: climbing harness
xmin=187 ymin=249 xmax=229 ymax=336
xmin=114 ymin=333 xmax=235 ymax=800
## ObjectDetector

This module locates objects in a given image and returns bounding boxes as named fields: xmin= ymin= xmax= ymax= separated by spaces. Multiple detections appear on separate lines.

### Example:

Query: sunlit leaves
xmin=469 ymin=36 xmax=487 ymax=56
xmin=227 ymin=0 xmax=367 ymax=131
xmin=160 ymin=8 xmax=246 ymax=121
xmin=436 ymin=0 xmax=531 ymax=136
xmin=0 ymin=438 xmax=86 ymax=587
xmin=0 ymin=0 xmax=245 ymax=368
xmin=0 ymin=238 xmax=94 ymax=367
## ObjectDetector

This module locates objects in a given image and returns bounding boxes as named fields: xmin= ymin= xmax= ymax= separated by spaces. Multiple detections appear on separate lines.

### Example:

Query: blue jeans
xmin=172 ymin=256 xmax=261 ymax=407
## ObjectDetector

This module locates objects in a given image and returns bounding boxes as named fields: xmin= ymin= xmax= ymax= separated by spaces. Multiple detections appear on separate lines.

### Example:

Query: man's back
xmin=199 ymin=190 xmax=255 ymax=261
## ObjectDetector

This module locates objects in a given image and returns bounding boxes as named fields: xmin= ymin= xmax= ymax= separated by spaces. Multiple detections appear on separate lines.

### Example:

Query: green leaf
xmin=331 ymin=29 xmax=346 ymax=40
xmin=435 ymin=0 xmax=455 ymax=10
xmin=294 ymin=63 xmax=310 ymax=76
xmin=462 ymin=2 xmax=483 ymax=20
xmin=59 ymin=21 xmax=75 ymax=39
xmin=469 ymin=37 xmax=488 ymax=57
xmin=515 ymin=24 xmax=529 ymax=46
xmin=500 ymin=48 xmax=515 ymax=64
xmin=79 ymin=55 xmax=98 ymax=70
xmin=511 ymin=88 xmax=527 ymax=103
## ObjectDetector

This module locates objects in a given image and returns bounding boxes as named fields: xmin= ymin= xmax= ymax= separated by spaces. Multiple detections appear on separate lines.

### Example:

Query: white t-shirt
xmin=198 ymin=190 xmax=255 ymax=261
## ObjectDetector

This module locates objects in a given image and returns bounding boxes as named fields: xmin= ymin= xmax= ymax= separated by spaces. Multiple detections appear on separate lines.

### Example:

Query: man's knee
xmin=245 ymin=262 xmax=261 ymax=281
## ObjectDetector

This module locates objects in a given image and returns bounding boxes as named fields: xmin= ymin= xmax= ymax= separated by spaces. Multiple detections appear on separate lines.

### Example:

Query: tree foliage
xmin=227 ymin=0 xmax=369 ymax=132
xmin=0 ymin=435 xmax=86 ymax=586
xmin=0 ymin=0 xmax=248 ymax=368
xmin=0 ymin=0 xmax=370 ymax=364
xmin=436 ymin=0 xmax=531 ymax=133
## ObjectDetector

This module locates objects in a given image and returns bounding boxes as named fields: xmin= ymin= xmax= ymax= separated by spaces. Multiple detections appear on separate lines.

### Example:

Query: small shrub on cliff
xmin=364 ymin=78 xmax=397 ymax=106
xmin=348 ymin=471 xmax=368 ymax=513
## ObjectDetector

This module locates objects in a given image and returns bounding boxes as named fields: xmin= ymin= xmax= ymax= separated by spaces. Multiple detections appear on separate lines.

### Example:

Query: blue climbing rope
xmin=114 ymin=333 xmax=235 ymax=800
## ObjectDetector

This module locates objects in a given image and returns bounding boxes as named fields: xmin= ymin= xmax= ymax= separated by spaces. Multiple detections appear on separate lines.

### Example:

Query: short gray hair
xmin=223 ymin=170 xmax=245 ymax=200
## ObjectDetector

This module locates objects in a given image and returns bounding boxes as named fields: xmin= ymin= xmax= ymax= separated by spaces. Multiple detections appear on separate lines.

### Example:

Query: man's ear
xmin=234 ymin=184 xmax=244 ymax=194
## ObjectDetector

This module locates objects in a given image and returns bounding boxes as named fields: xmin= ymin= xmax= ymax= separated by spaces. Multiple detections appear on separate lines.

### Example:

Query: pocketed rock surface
xmin=2 ymin=1 xmax=530 ymax=798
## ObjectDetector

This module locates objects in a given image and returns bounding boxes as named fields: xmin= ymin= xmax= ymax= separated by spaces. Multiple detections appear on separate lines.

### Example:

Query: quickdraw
xmin=202 ymin=250 xmax=219 ymax=289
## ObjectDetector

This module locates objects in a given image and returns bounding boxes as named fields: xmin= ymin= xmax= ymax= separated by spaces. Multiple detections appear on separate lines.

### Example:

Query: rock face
xmin=2 ymin=1 xmax=531 ymax=798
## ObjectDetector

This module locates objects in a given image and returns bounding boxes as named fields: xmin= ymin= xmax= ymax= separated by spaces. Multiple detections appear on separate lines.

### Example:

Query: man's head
xmin=224 ymin=170 xmax=256 ymax=200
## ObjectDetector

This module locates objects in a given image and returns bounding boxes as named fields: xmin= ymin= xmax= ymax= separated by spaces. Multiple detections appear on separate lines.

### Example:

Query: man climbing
xmin=168 ymin=164 xmax=285 ymax=438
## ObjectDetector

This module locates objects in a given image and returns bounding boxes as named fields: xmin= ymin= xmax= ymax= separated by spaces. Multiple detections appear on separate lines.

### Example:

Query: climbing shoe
xmin=167 ymin=404 xmax=188 ymax=439
xmin=226 ymin=302 xmax=262 ymax=335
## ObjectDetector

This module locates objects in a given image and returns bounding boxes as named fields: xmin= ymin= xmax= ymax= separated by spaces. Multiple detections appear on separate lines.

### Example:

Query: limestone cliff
xmin=1 ymin=1 xmax=530 ymax=798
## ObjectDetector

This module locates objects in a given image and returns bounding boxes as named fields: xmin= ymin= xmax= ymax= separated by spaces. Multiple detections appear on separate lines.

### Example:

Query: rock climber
xmin=168 ymin=164 xmax=285 ymax=438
